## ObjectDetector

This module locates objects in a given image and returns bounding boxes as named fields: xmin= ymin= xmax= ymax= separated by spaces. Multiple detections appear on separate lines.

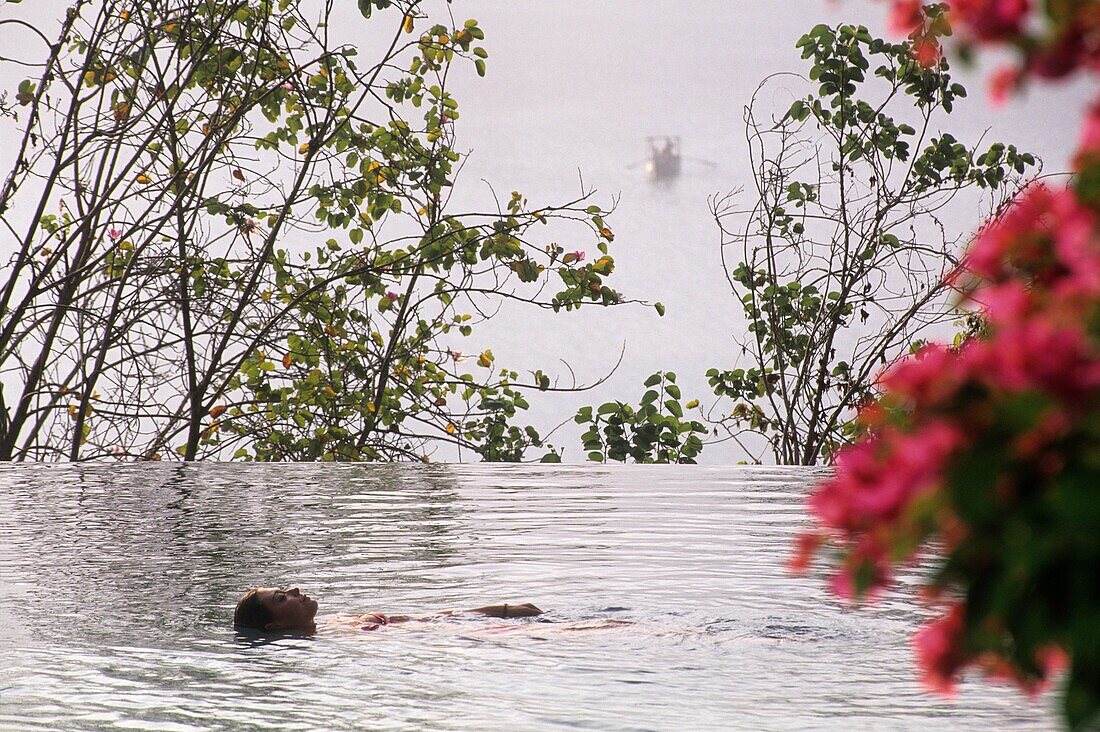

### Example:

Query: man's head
xmin=234 ymin=587 xmax=319 ymax=632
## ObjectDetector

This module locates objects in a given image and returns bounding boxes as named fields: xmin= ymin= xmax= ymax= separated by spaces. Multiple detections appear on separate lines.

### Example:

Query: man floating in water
xmin=233 ymin=587 xmax=543 ymax=633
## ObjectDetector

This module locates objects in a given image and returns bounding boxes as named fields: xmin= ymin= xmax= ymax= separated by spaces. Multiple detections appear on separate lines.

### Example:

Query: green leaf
xmin=643 ymin=373 xmax=662 ymax=388
xmin=1065 ymin=676 xmax=1100 ymax=731
xmin=786 ymin=99 xmax=810 ymax=122
xmin=357 ymin=0 xmax=373 ymax=17
xmin=654 ymin=301 xmax=666 ymax=317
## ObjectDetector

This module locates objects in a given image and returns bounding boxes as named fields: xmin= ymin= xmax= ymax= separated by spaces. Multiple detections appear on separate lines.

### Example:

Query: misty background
xmin=435 ymin=1 xmax=1091 ymax=463
xmin=0 ymin=1 xmax=1090 ymax=462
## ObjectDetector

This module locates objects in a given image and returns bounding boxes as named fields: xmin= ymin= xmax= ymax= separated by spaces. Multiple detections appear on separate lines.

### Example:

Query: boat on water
xmin=644 ymin=135 xmax=681 ymax=182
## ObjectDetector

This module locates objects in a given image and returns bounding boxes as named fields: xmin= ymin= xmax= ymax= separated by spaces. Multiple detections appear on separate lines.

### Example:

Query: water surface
xmin=0 ymin=464 xmax=1056 ymax=730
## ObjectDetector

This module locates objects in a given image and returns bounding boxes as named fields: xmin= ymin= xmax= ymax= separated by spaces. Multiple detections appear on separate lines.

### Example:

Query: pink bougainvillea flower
xmin=987 ymin=65 xmax=1021 ymax=105
xmin=107 ymin=227 xmax=123 ymax=242
xmin=911 ymin=33 xmax=944 ymax=66
xmin=959 ymin=183 xmax=1099 ymax=314
xmin=1027 ymin=23 xmax=1086 ymax=79
xmin=966 ymin=280 xmax=1032 ymax=324
xmin=804 ymin=411 xmax=970 ymax=600
xmin=914 ymin=602 xmax=970 ymax=695
xmin=1037 ymin=646 xmax=1070 ymax=678
xmin=967 ymin=319 xmax=1098 ymax=398
xmin=788 ymin=531 xmax=827 ymax=574
xmin=828 ymin=568 xmax=857 ymax=600
xmin=959 ymin=187 xmax=1095 ymax=323
xmin=824 ymin=535 xmax=892 ymax=602
xmin=385 ymin=291 xmax=399 ymax=302
xmin=820 ymin=420 xmax=962 ymax=530
xmin=279 ymin=81 xmax=295 ymax=91
xmin=842 ymin=1 xmax=1099 ymax=715
xmin=963 ymin=183 xmax=1072 ymax=286
xmin=887 ymin=0 xmax=1092 ymax=80
xmin=950 ymin=0 xmax=1030 ymax=41
xmin=1008 ymin=407 xmax=1072 ymax=461
xmin=1051 ymin=193 xmax=1100 ymax=298
xmin=1075 ymin=99 xmax=1100 ymax=163
xmin=810 ymin=437 xmax=882 ymax=529
xmin=888 ymin=0 xmax=925 ymax=35
xmin=572 ymin=250 xmax=586 ymax=261
xmin=979 ymin=645 xmax=1070 ymax=697
xmin=879 ymin=344 xmax=967 ymax=408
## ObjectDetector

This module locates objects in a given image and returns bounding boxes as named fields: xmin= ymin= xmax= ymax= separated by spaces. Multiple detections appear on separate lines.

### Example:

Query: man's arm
xmin=354 ymin=602 xmax=544 ymax=629
xmin=464 ymin=602 xmax=543 ymax=618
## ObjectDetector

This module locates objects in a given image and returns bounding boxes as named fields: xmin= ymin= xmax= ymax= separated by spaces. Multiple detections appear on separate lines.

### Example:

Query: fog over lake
xmin=0 ymin=1 xmax=1090 ymax=462
xmin=431 ymin=1 xmax=1091 ymax=463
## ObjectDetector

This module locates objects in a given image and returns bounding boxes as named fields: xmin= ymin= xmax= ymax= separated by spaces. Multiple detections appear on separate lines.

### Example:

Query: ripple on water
xmin=0 ymin=463 xmax=1058 ymax=731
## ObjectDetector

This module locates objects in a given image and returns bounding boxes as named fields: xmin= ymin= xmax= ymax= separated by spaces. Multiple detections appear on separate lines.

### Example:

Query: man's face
xmin=257 ymin=587 xmax=319 ymax=631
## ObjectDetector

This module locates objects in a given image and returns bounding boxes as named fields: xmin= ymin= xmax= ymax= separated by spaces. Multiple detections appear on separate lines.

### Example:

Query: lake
xmin=0 ymin=464 xmax=1058 ymax=730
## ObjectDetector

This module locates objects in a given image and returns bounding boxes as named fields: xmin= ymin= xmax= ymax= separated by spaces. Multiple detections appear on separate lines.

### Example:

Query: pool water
xmin=0 ymin=464 xmax=1057 ymax=730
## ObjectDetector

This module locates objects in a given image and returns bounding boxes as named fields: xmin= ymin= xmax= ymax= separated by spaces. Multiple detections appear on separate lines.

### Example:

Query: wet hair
xmin=233 ymin=588 xmax=274 ymax=630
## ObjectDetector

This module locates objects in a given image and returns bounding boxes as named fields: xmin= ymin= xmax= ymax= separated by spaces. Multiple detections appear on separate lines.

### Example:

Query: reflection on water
xmin=0 ymin=464 xmax=1056 ymax=730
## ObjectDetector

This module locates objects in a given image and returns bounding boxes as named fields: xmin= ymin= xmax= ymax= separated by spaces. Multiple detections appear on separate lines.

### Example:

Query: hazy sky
xmin=434 ymin=1 xmax=1092 ymax=461
xmin=0 ymin=2 xmax=1092 ymax=462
